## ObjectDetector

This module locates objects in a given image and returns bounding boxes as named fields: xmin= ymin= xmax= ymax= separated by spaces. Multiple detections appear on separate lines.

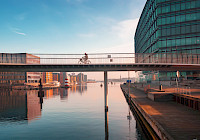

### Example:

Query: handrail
xmin=0 ymin=53 xmax=200 ymax=65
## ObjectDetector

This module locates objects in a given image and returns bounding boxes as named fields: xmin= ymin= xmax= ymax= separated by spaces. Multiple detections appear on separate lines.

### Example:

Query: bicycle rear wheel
xmin=87 ymin=60 xmax=91 ymax=64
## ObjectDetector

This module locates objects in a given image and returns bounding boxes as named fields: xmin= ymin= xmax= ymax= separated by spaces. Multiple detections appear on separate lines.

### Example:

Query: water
xmin=0 ymin=83 xmax=146 ymax=140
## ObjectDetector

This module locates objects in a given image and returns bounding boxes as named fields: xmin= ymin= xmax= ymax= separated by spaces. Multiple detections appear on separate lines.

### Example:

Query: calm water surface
xmin=0 ymin=83 xmax=146 ymax=140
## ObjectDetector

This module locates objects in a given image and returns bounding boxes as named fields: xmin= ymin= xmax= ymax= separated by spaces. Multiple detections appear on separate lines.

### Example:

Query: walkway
xmin=121 ymin=84 xmax=200 ymax=140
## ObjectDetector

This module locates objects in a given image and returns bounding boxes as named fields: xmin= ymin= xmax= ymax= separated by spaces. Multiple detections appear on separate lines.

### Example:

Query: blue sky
xmin=0 ymin=0 xmax=146 ymax=54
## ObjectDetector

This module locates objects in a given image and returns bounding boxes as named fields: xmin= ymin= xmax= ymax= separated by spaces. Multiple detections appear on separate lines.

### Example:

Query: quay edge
xmin=121 ymin=85 xmax=174 ymax=140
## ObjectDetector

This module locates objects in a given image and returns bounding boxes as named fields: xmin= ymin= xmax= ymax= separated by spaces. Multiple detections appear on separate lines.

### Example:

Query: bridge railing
xmin=0 ymin=53 xmax=200 ymax=64
xmin=135 ymin=53 xmax=200 ymax=64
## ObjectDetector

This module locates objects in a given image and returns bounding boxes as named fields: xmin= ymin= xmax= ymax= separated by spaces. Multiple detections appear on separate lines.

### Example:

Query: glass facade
xmin=135 ymin=0 xmax=200 ymax=54
xmin=135 ymin=0 xmax=200 ymax=82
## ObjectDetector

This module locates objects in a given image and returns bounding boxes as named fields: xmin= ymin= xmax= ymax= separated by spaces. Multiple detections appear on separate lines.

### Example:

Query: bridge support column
xmin=104 ymin=71 xmax=108 ymax=112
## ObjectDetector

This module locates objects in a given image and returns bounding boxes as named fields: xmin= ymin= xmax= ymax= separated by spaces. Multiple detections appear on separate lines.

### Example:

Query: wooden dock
xmin=121 ymin=84 xmax=200 ymax=140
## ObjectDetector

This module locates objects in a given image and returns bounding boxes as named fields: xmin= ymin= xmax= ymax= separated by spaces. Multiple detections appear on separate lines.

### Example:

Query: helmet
xmin=85 ymin=53 xmax=87 ymax=55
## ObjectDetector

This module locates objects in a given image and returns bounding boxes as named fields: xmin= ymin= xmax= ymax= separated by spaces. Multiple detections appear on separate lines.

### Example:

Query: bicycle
xmin=78 ymin=58 xmax=91 ymax=64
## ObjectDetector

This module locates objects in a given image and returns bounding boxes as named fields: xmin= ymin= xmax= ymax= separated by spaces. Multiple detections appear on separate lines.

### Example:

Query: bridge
xmin=1 ymin=52 xmax=200 ymax=111
xmin=0 ymin=53 xmax=200 ymax=72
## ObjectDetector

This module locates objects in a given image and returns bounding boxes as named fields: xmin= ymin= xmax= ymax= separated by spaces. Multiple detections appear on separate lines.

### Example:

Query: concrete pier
xmin=121 ymin=84 xmax=200 ymax=140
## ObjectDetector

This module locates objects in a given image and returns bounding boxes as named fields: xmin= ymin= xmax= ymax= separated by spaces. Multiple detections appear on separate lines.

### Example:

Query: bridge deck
xmin=121 ymin=85 xmax=200 ymax=140
xmin=0 ymin=63 xmax=200 ymax=72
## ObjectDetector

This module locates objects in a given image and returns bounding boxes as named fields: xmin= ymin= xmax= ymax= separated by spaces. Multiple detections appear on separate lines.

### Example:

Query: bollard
xmin=159 ymin=84 xmax=162 ymax=91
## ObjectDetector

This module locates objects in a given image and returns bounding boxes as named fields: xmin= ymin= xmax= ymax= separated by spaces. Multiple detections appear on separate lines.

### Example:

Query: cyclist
xmin=84 ymin=53 xmax=88 ymax=61
xmin=82 ymin=53 xmax=88 ymax=64
xmin=79 ymin=53 xmax=90 ymax=64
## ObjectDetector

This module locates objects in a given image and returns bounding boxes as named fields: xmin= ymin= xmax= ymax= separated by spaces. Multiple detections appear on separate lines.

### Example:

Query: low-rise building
xmin=0 ymin=53 xmax=41 ymax=87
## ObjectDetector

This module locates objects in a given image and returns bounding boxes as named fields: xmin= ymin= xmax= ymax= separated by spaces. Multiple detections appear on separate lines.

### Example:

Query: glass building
xmin=135 ymin=0 xmax=200 ymax=54
xmin=135 ymin=0 xmax=200 ymax=82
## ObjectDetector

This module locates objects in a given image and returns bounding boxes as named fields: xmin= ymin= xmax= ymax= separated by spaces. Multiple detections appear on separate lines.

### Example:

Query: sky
xmin=0 ymin=0 xmax=146 ymax=80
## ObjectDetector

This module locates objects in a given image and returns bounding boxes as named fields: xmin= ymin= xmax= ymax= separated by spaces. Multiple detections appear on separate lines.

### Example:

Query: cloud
xmin=77 ymin=33 xmax=95 ymax=38
xmin=90 ymin=18 xmax=138 ymax=53
xmin=14 ymin=31 xmax=26 ymax=36
xmin=10 ymin=27 xmax=26 ymax=36
xmin=111 ymin=18 xmax=139 ymax=42
xmin=91 ymin=42 xmax=134 ymax=53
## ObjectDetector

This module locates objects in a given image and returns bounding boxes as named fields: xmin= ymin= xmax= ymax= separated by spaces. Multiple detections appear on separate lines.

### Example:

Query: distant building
xmin=60 ymin=72 xmax=67 ymax=86
xmin=87 ymin=79 xmax=95 ymax=82
xmin=77 ymin=73 xmax=84 ymax=83
xmin=53 ymin=73 xmax=60 ymax=81
xmin=68 ymin=73 xmax=87 ymax=84
xmin=0 ymin=53 xmax=41 ymax=87
xmin=70 ymin=75 xmax=77 ymax=85
xmin=42 ymin=72 xmax=53 ymax=84
xmin=84 ymin=75 xmax=87 ymax=82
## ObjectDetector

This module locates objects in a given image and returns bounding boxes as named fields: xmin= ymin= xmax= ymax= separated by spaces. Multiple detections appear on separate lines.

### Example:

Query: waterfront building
xmin=60 ymin=72 xmax=68 ymax=86
xmin=70 ymin=75 xmax=77 ymax=85
xmin=0 ymin=53 xmax=41 ymax=87
xmin=69 ymin=73 xmax=87 ymax=84
xmin=53 ymin=73 xmax=60 ymax=81
xmin=134 ymin=0 xmax=200 ymax=82
xmin=42 ymin=72 xmax=53 ymax=84
xmin=77 ymin=73 xmax=84 ymax=83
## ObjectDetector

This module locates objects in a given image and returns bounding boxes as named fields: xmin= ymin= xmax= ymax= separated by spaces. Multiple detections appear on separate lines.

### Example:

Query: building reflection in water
xmin=70 ymin=83 xmax=87 ymax=94
xmin=0 ymin=89 xmax=41 ymax=123
xmin=0 ymin=83 xmax=88 ymax=124
xmin=77 ymin=83 xmax=87 ymax=94
xmin=44 ymin=89 xmax=54 ymax=99
xmin=60 ymin=88 xmax=69 ymax=100
xmin=71 ymin=85 xmax=76 ymax=93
